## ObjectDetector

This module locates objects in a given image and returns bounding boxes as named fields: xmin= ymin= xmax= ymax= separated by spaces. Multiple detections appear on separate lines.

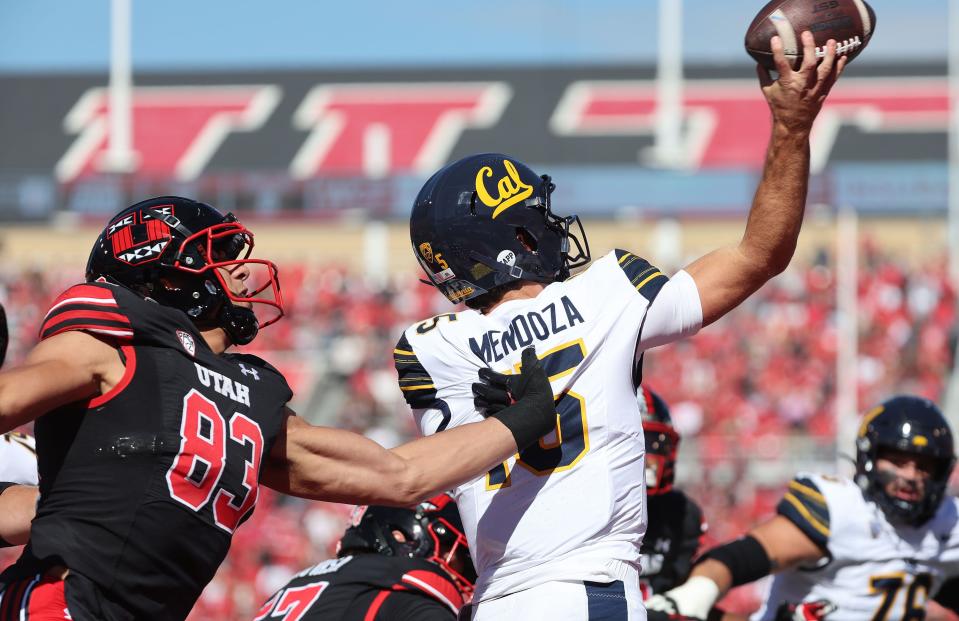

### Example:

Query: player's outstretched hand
xmin=472 ymin=347 xmax=556 ymax=451
xmin=775 ymin=599 xmax=837 ymax=621
xmin=759 ymin=31 xmax=845 ymax=133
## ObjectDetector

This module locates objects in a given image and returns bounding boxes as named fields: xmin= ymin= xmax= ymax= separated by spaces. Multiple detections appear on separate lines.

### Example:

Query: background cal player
xmin=649 ymin=395 xmax=959 ymax=621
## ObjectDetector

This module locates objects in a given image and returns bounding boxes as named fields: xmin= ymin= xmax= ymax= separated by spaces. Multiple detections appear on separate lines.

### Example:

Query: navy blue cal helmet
xmin=638 ymin=386 xmax=680 ymax=496
xmin=85 ymin=196 xmax=283 ymax=346
xmin=855 ymin=395 xmax=956 ymax=526
xmin=410 ymin=153 xmax=590 ymax=307
xmin=337 ymin=493 xmax=476 ymax=596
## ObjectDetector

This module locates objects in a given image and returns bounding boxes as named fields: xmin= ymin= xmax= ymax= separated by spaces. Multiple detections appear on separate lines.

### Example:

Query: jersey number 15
xmin=487 ymin=339 xmax=589 ymax=489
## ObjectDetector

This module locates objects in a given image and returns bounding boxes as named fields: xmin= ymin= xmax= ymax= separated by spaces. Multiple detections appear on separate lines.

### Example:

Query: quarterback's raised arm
xmin=262 ymin=347 xmax=556 ymax=505
xmin=683 ymin=34 xmax=845 ymax=327
xmin=0 ymin=331 xmax=124 ymax=434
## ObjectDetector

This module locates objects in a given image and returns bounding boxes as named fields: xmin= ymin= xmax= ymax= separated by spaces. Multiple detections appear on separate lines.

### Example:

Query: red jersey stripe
xmin=41 ymin=323 xmax=134 ymax=342
xmin=401 ymin=570 xmax=463 ymax=612
xmin=363 ymin=591 xmax=391 ymax=621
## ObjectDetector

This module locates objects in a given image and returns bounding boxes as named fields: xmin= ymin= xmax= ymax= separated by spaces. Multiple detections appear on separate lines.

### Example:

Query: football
xmin=744 ymin=0 xmax=876 ymax=70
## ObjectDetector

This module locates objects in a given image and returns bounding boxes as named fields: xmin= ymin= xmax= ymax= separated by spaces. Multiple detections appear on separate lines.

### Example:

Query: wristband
xmin=663 ymin=576 xmax=721 ymax=620
xmin=490 ymin=400 xmax=553 ymax=450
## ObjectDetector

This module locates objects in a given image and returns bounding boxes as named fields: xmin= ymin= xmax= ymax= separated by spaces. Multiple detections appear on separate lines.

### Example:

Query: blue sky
xmin=0 ymin=0 xmax=946 ymax=72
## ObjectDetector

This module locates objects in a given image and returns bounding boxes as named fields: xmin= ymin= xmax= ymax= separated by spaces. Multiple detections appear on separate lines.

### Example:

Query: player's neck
xmin=483 ymin=282 xmax=546 ymax=314
xmin=200 ymin=328 xmax=231 ymax=355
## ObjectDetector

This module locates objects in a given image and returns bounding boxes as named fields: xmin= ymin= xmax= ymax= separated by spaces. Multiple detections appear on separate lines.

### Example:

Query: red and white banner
xmin=55 ymin=85 xmax=280 ymax=182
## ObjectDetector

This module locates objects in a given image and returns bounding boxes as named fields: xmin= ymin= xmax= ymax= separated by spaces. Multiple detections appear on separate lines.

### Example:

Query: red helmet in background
xmin=638 ymin=386 xmax=680 ymax=496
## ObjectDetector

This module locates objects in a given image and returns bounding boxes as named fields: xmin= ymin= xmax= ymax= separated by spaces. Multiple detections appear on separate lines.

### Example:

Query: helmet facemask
xmin=425 ymin=514 xmax=476 ymax=600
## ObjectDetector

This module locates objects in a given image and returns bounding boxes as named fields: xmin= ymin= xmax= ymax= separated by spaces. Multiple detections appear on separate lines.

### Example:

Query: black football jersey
xmin=254 ymin=554 xmax=464 ymax=621
xmin=0 ymin=282 xmax=293 ymax=621
xmin=639 ymin=489 xmax=707 ymax=597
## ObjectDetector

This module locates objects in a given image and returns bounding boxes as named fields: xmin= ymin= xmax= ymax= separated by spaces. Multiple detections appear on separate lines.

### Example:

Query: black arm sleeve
xmin=933 ymin=576 xmax=959 ymax=612
xmin=377 ymin=591 xmax=457 ymax=621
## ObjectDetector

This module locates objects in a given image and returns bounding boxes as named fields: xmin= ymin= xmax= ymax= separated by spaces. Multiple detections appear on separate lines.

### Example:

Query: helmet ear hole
xmin=516 ymin=228 xmax=538 ymax=252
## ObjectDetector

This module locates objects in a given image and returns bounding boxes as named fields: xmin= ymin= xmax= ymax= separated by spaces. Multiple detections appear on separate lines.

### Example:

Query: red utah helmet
xmin=638 ymin=386 xmax=680 ymax=495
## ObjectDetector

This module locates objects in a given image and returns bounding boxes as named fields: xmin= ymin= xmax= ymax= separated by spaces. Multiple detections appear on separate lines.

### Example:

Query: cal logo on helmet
xmin=475 ymin=159 xmax=533 ymax=219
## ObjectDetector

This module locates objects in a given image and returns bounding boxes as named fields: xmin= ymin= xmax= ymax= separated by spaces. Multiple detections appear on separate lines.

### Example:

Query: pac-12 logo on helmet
xmin=410 ymin=153 xmax=590 ymax=306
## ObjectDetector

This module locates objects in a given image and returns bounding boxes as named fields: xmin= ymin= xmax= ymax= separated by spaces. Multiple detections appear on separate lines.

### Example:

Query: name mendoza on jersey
xmin=469 ymin=295 xmax=585 ymax=364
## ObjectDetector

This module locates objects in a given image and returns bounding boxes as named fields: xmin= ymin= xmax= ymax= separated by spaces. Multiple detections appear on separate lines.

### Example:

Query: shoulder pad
xmin=776 ymin=475 xmax=831 ymax=549
xmin=39 ymin=282 xmax=135 ymax=342
xmin=393 ymin=333 xmax=438 ymax=410
xmin=613 ymin=250 xmax=668 ymax=301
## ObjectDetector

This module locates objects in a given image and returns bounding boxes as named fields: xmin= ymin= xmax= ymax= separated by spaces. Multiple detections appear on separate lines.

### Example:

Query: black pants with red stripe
xmin=0 ymin=576 xmax=71 ymax=620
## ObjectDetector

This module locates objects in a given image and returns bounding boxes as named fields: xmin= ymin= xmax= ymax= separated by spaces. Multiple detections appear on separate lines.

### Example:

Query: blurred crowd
xmin=0 ymin=241 xmax=955 ymax=619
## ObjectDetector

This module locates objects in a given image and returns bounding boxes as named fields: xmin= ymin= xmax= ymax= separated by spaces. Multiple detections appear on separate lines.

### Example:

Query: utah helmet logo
xmin=176 ymin=329 xmax=196 ymax=356
xmin=109 ymin=205 xmax=175 ymax=266
xmin=418 ymin=242 xmax=434 ymax=264
xmin=474 ymin=159 xmax=533 ymax=219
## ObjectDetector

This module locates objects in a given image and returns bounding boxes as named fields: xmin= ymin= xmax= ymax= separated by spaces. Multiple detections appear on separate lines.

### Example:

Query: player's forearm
xmin=0 ymin=484 xmax=37 ymax=546
xmin=688 ymin=559 xmax=734 ymax=597
xmin=739 ymin=123 xmax=810 ymax=279
xmin=264 ymin=417 xmax=516 ymax=506
xmin=389 ymin=417 xmax=517 ymax=502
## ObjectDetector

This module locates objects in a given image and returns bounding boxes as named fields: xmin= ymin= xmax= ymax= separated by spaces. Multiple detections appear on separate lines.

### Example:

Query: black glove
xmin=472 ymin=347 xmax=556 ymax=450
xmin=775 ymin=600 xmax=837 ymax=621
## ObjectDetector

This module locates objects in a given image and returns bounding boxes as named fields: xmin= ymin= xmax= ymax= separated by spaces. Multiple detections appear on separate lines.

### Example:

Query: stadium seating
xmin=1 ymin=242 xmax=955 ymax=618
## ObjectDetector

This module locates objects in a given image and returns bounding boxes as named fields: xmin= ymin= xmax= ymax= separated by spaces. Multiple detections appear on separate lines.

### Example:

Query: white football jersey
xmin=0 ymin=432 xmax=38 ymax=485
xmin=752 ymin=473 xmax=959 ymax=621
xmin=395 ymin=250 xmax=702 ymax=602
